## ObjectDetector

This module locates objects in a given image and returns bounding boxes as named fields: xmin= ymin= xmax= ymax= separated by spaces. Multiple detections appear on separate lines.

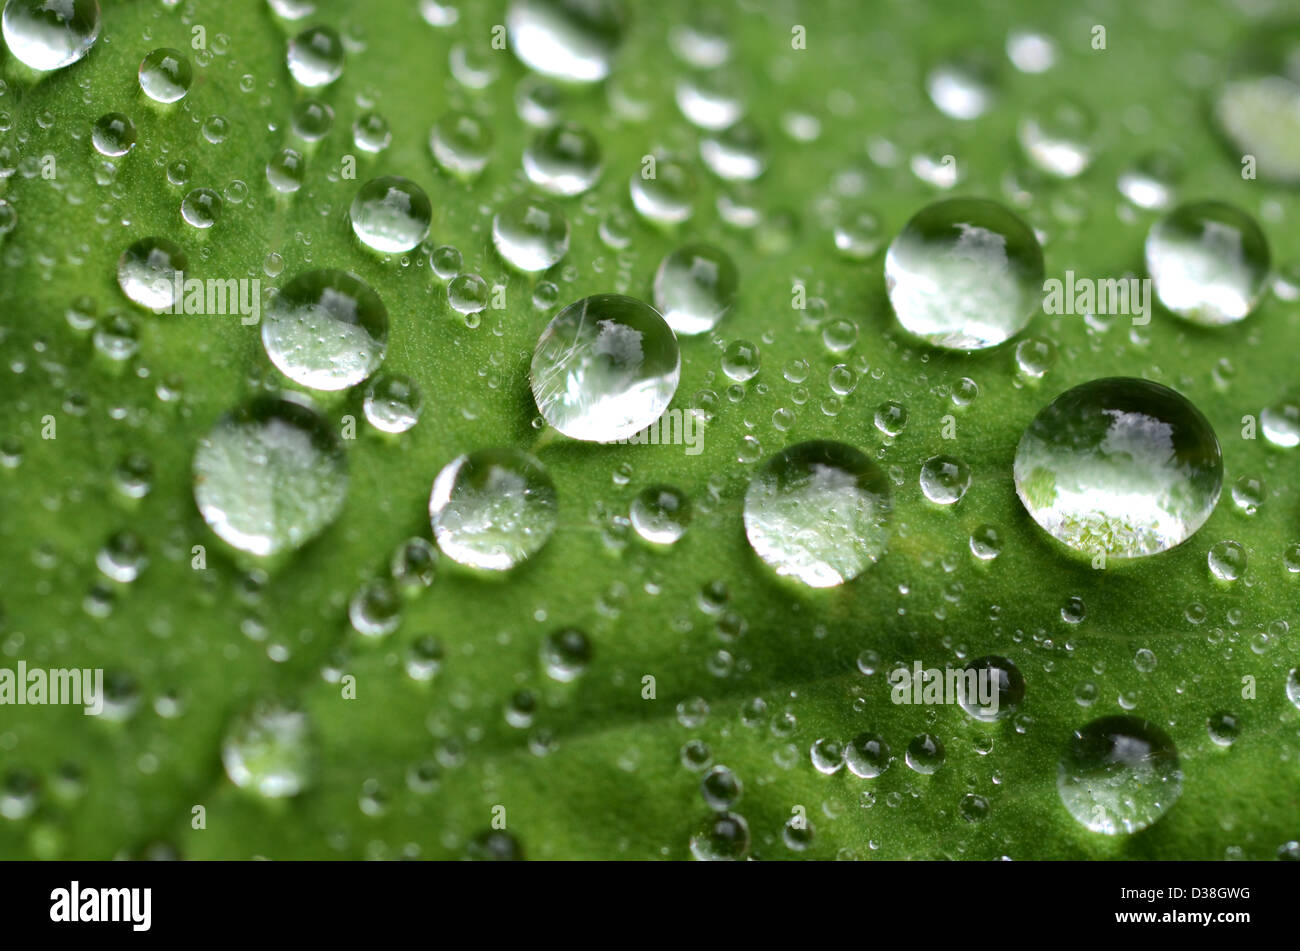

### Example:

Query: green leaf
xmin=0 ymin=0 xmax=1297 ymax=860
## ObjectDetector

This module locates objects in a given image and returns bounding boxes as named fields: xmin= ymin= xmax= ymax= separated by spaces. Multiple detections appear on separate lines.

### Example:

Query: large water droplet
xmin=221 ymin=699 xmax=315 ymax=798
xmin=492 ymin=195 xmax=569 ymax=272
xmin=193 ymin=394 xmax=347 ymax=557
xmin=652 ymin=243 xmax=738 ymax=336
xmin=429 ymin=448 xmax=558 ymax=571
xmin=885 ymin=197 xmax=1044 ymax=350
xmin=350 ymin=176 xmax=432 ymax=253
xmin=138 ymin=48 xmax=192 ymax=103
xmin=743 ymin=440 xmax=892 ymax=588
xmin=287 ymin=24 xmax=343 ymax=87
xmin=261 ymin=269 xmax=388 ymax=391
xmin=530 ymin=294 xmax=680 ymax=441
xmin=506 ymin=0 xmax=626 ymax=83
xmin=1014 ymin=378 xmax=1223 ymax=559
xmin=430 ymin=111 xmax=493 ymax=179
xmin=523 ymin=121 xmax=601 ymax=195
xmin=1145 ymin=201 xmax=1270 ymax=326
xmin=117 ymin=236 xmax=187 ymax=310
xmin=1057 ymin=715 xmax=1181 ymax=835
xmin=2 ymin=0 xmax=100 ymax=71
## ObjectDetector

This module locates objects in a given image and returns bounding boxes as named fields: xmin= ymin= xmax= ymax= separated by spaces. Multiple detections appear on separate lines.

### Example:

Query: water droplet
xmin=1208 ymin=539 xmax=1246 ymax=581
xmin=262 ymin=269 xmax=387 ymax=390
xmin=919 ymin=454 xmax=971 ymax=505
xmin=1206 ymin=711 xmax=1240 ymax=747
xmin=291 ymin=97 xmax=334 ymax=140
xmin=700 ymin=764 xmax=741 ymax=809
xmin=221 ymin=700 xmax=315 ymax=798
xmin=492 ymin=195 xmax=568 ymax=272
xmin=92 ymin=112 xmax=136 ymax=157
xmin=429 ymin=448 xmax=558 ymax=571
xmin=180 ymin=187 xmax=222 ymax=229
xmin=885 ymin=198 xmax=1044 ymax=350
xmin=1231 ymin=475 xmax=1264 ymax=515
xmin=266 ymin=147 xmax=306 ymax=193
xmin=1017 ymin=98 xmax=1096 ymax=178
xmin=1262 ymin=402 xmax=1300 ymax=448
xmin=287 ymin=25 xmax=344 ymax=87
xmin=506 ymin=0 xmax=626 ymax=83
xmin=1212 ymin=30 xmax=1300 ymax=184
xmin=530 ymin=294 xmax=680 ymax=441
xmin=1014 ymin=378 xmax=1222 ymax=559
xmin=1006 ymin=29 xmax=1056 ymax=73
xmin=193 ymin=394 xmax=347 ymax=557
xmin=959 ymin=656 xmax=1024 ymax=722
xmin=833 ymin=207 xmax=882 ymax=260
xmin=352 ymin=111 xmax=391 ymax=153
xmin=523 ymin=121 xmax=602 ymax=196
xmin=873 ymin=400 xmax=908 ymax=437
xmin=429 ymin=110 xmax=493 ymax=179
xmin=743 ymin=440 xmax=892 ymax=588
xmin=1117 ymin=150 xmax=1182 ymax=210
xmin=363 ymin=373 xmax=422 ymax=433
xmin=905 ymin=733 xmax=945 ymax=774
xmin=690 ymin=811 xmax=749 ymax=860
xmin=969 ymin=524 xmax=1002 ymax=560
xmin=700 ymin=120 xmax=767 ymax=181
xmin=652 ymin=243 xmax=737 ymax=336
xmin=541 ymin=626 xmax=591 ymax=681
xmin=1057 ymin=715 xmax=1181 ymax=835
xmin=2 ymin=0 xmax=101 ymax=71
xmin=138 ymin=48 xmax=192 ymax=102
xmin=97 ymin=530 xmax=147 ymax=583
xmin=350 ymin=176 xmax=432 ymax=253
xmin=721 ymin=339 xmax=760 ymax=382
xmin=845 ymin=732 xmax=890 ymax=778
xmin=630 ymin=158 xmax=696 ymax=225
xmin=630 ymin=485 xmax=689 ymax=545
xmin=1145 ymin=201 xmax=1270 ymax=326
xmin=676 ymin=68 xmax=745 ymax=129
xmin=117 ymin=236 xmax=187 ymax=310
xmin=926 ymin=53 xmax=995 ymax=120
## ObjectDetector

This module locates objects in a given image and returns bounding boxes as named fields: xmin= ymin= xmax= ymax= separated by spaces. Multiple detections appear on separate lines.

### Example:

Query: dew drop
xmin=221 ymin=700 xmax=315 ymax=797
xmin=262 ymin=269 xmax=387 ymax=390
xmin=117 ymin=236 xmax=187 ymax=310
xmin=630 ymin=485 xmax=689 ymax=545
xmin=192 ymin=394 xmax=347 ymax=557
xmin=1014 ymin=378 xmax=1222 ymax=559
xmin=2 ymin=0 xmax=100 ymax=71
xmin=492 ymin=195 xmax=569 ymax=272
xmin=743 ymin=440 xmax=891 ymax=588
xmin=885 ymin=198 xmax=1044 ymax=350
xmin=350 ymin=176 xmax=432 ymax=253
xmin=138 ymin=48 xmax=192 ymax=103
xmin=363 ymin=373 xmax=422 ymax=433
xmin=429 ymin=448 xmax=558 ymax=571
xmin=1057 ymin=715 xmax=1181 ymax=835
xmin=652 ymin=243 xmax=737 ymax=336
xmin=287 ymin=25 xmax=344 ymax=87
xmin=1145 ymin=201 xmax=1270 ymax=326
xmin=506 ymin=0 xmax=626 ymax=84
xmin=530 ymin=294 xmax=680 ymax=441
xmin=523 ymin=121 xmax=602 ymax=196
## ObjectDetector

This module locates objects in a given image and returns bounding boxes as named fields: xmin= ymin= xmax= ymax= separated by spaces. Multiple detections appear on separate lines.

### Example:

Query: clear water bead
xmin=429 ymin=448 xmax=558 ymax=571
xmin=350 ymin=176 xmax=432 ymax=253
xmin=743 ymin=440 xmax=892 ymax=588
xmin=261 ymin=269 xmax=388 ymax=391
xmin=652 ymin=243 xmax=738 ymax=336
xmin=1014 ymin=378 xmax=1222 ymax=559
xmin=492 ymin=195 xmax=569 ymax=272
xmin=192 ymin=394 xmax=348 ymax=557
xmin=885 ymin=197 xmax=1044 ymax=350
xmin=506 ymin=0 xmax=626 ymax=84
xmin=2 ymin=0 xmax=100 ymax=71
xmin=1145 ymin=201 xmax=1270 ymax=327
xmin=1058 ymin=715 xmax=1182 ymax=835
xmin=530 ymin=294 xmax=680 ymax=441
